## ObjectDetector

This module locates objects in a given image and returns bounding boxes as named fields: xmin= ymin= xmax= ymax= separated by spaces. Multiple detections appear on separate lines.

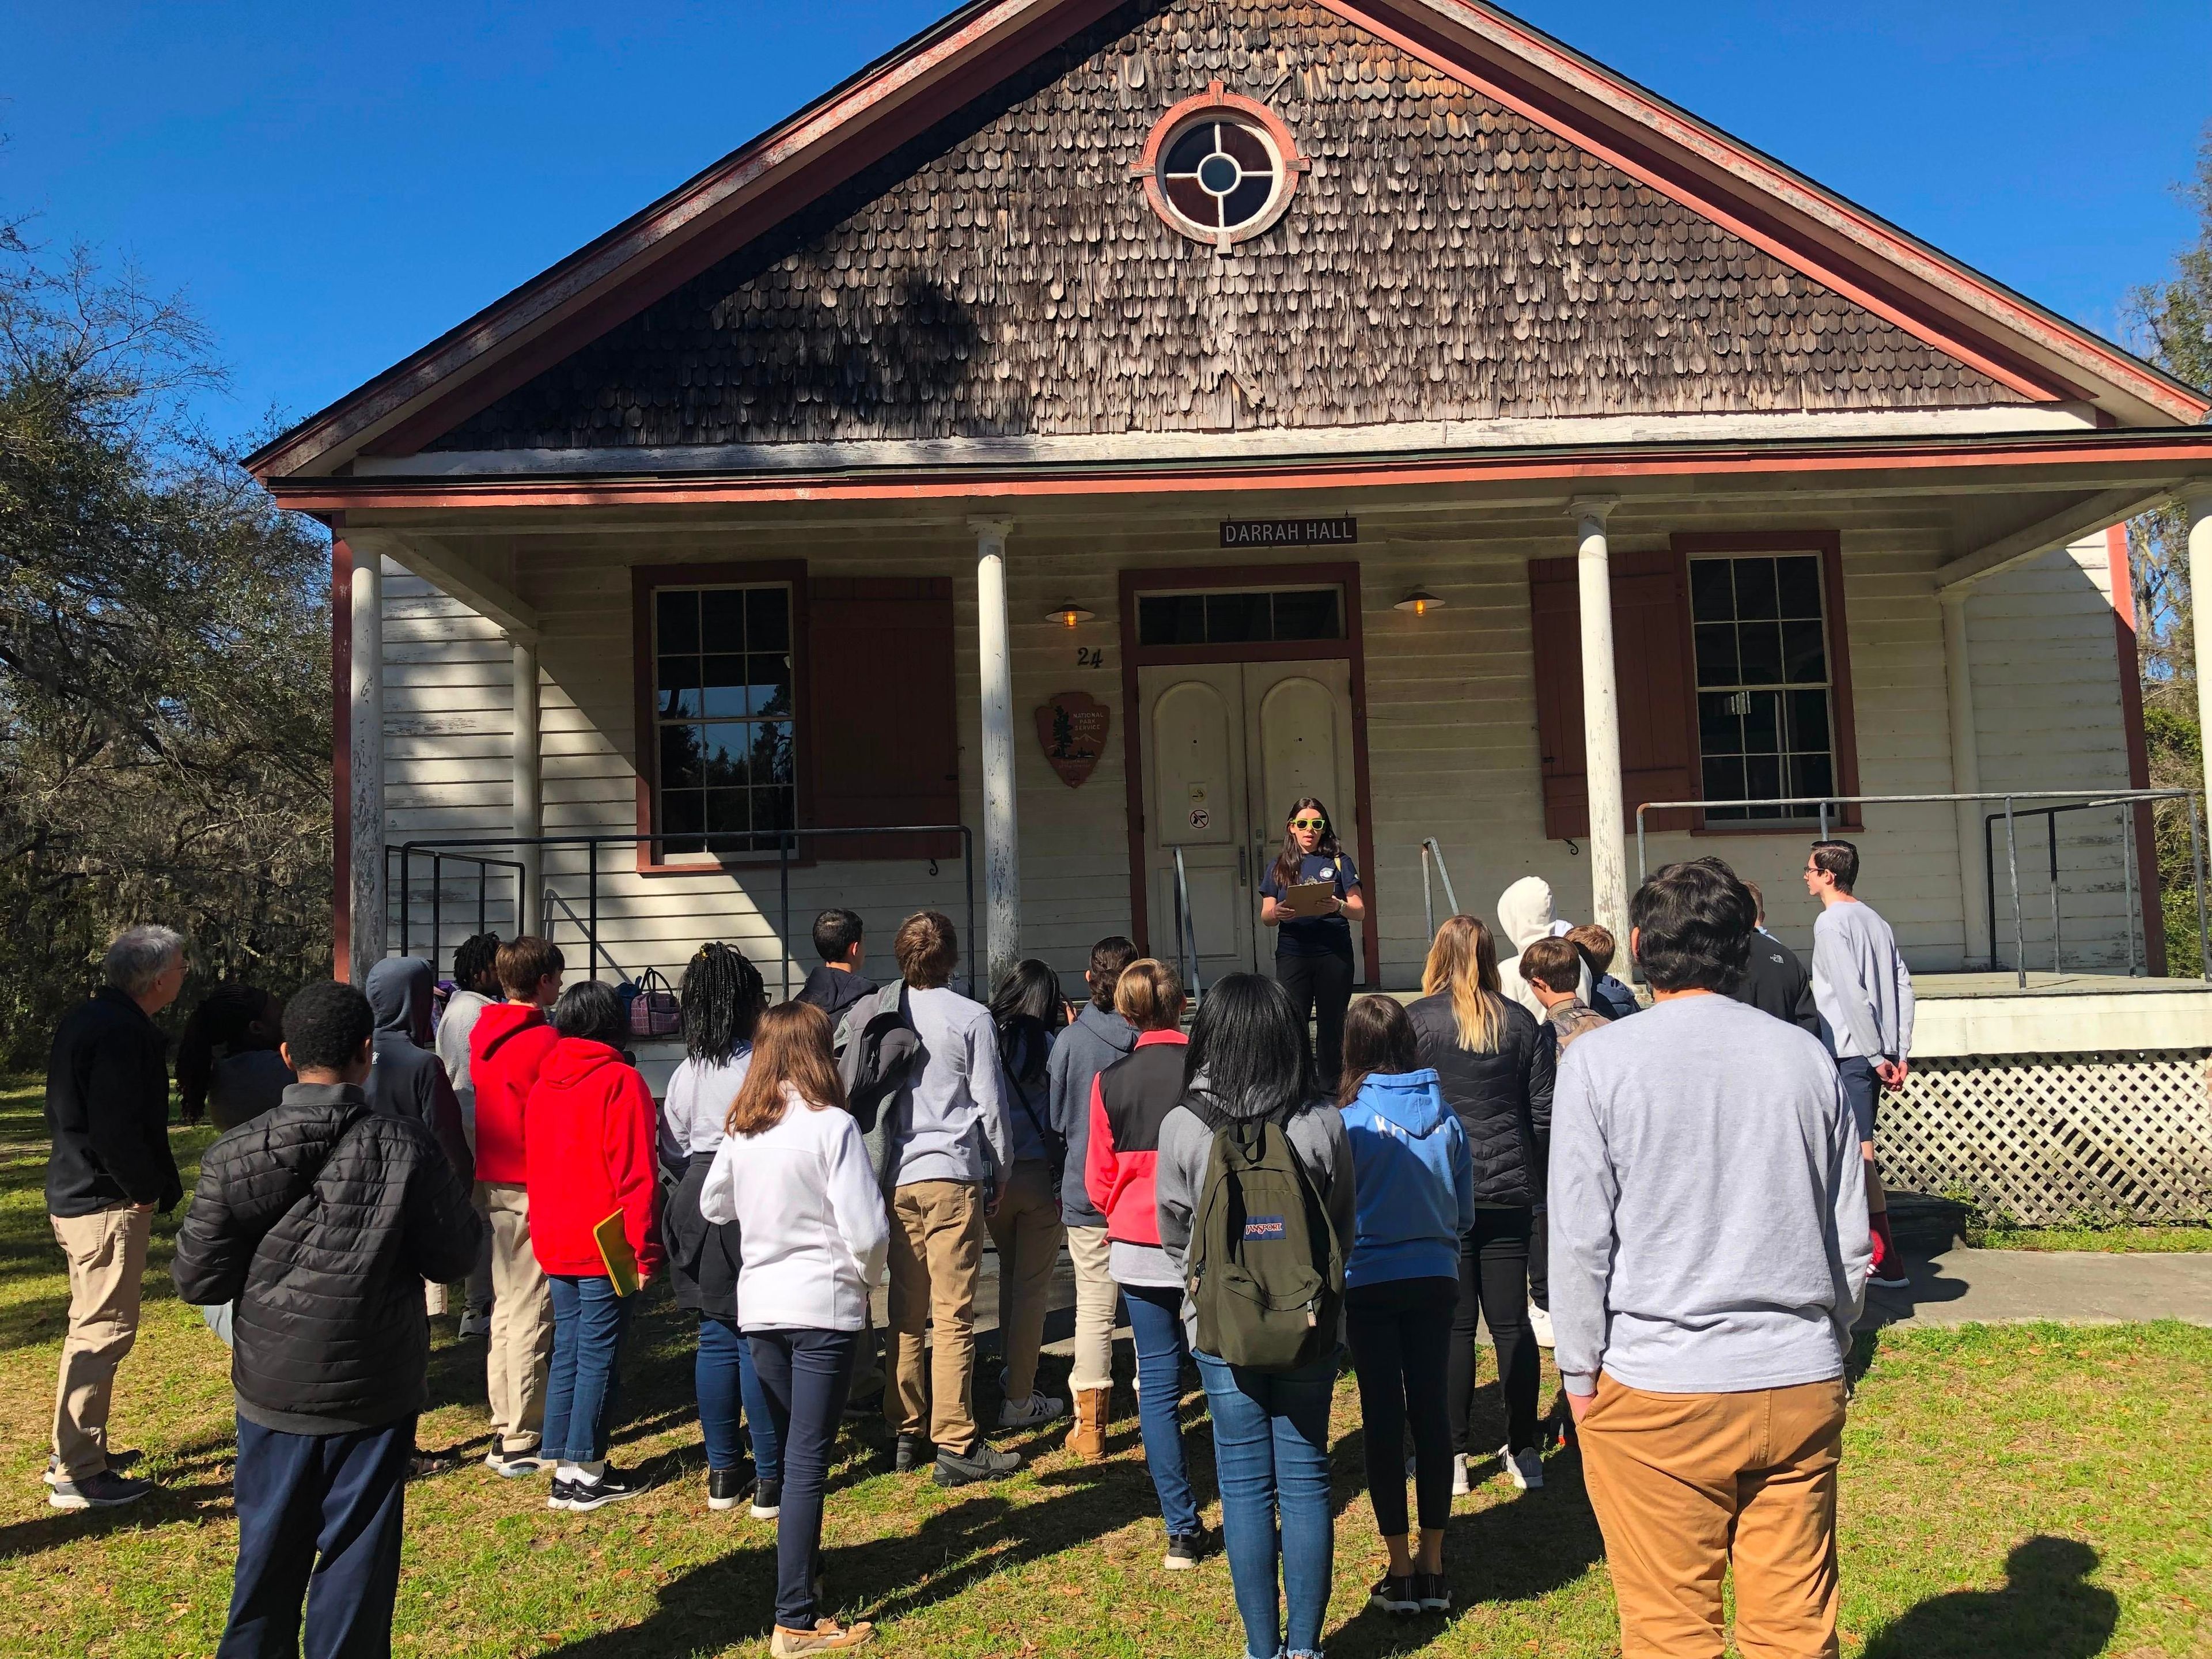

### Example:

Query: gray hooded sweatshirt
xmin=1154 ymin=1074 xmax=1355 ymax=1349
xmin=1496 ymin=876 xmax=1589 ymax=1020
xmin=1047 ymin=1002 xmax=1140 ymax=1226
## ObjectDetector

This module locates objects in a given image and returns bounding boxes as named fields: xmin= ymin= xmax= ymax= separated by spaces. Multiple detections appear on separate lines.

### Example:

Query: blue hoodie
xmin=1339 ymin=1067 xmax=1476 ymax=1288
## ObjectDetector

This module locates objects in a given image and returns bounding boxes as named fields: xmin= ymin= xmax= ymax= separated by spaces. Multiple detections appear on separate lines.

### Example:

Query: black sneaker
xmin=486 ymin=1447 xmax=548 ymax=1479
xmin=45 ymin=1449 xmax=142 ymax=1487
xmin=892 ymin=1434 xmax=930 ymax=1474
xmin=707 ymin=1464 xmax=756 ymax=1512
xmin=751 ymin=1478 xmax=782 ymax=1520
xmin=1369 ymin=1573 xmax=1420 ymax=1615
xmin=1416 ymin=1571 xmax=1451 ymax=1612
xmin=933 ymin=1443 xmax=1021 ymax=1487
xmin=48 ymin=1469 xmax=154 ymax=1511
xmin=1162 ymin=1531 xmax=1209 ymax=1571
xmin=546 ymin=1477 xmax=576 ymax=1512
xmin=564 ymin=1468 xmax=647 ymax=1512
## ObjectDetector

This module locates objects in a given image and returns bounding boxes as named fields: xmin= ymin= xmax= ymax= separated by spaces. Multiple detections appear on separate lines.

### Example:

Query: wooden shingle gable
xmin=426 ymin=0 xmax=2023 ymax=453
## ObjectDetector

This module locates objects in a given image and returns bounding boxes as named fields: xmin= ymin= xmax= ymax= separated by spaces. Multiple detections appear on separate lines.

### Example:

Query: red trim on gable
xmin=2106 ymin=523 xmax=2167 ymax=972
xmin=248 ymin=0 xmax=2202 ymax=482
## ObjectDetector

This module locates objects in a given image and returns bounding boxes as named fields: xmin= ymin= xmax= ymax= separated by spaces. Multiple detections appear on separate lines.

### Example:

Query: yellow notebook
xmin=593 ymin=1210 xmax=642 ymax=1298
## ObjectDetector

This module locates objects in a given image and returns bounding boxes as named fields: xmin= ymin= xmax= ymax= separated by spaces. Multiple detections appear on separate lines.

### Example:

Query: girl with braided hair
xmin=660 ymin=943 xmax=783 ymax=1517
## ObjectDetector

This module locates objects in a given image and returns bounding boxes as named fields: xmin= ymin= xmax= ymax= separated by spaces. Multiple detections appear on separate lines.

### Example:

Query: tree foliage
xmin=0 ymin=219 xmax=331 ymax=1060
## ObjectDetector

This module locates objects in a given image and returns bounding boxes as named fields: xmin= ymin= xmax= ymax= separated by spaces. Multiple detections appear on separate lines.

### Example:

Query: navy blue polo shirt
xmin=1261 ymin=851 xmax=1359 ymax=959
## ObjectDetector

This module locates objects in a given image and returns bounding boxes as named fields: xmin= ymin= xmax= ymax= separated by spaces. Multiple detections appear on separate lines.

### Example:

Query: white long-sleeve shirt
xmin=1811 ymin=899 xmax=1916 ymax=1062
xmin=660 ymin=1050 xmax=751 ymax=1165
xmin=699 ymin=1083 xmax=888 ymax=1332
xmin=1548 ymin=994 xmax=1870 ymax=1397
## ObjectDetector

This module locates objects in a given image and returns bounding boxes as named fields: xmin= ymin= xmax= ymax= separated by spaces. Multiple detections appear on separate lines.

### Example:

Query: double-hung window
xmin=1690 ymin=554 xmax=1835 ymax=822
xmin=652 ymin=584 xmax=796 ymax=854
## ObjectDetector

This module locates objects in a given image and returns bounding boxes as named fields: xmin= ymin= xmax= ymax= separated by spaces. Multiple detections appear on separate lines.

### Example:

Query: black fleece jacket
xmin=1407 ymin=993 xmax=1555 ymax=1209
xmin=172 ymin=1083 xmax=483 ymax=1435
xmin=44 ymin=988 xmax=182 ymax=1217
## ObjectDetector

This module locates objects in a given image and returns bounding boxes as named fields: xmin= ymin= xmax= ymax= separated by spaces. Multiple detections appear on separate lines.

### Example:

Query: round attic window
xmin=1135 ymin=81 xmax=1309 ymax=252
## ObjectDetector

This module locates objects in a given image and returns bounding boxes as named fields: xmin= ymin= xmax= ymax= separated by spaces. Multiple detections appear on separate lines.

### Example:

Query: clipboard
xmin=1277 ymin=879 xmax=1341 ymax=919
xmin=593 ymin=1210 xmax=642 ymax=1297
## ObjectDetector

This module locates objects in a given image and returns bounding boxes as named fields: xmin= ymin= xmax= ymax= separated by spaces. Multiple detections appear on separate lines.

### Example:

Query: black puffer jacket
xmin=172 ymin=1083 xmax=483 ymax=1435
xmin=1407 ymin=992 xmax=1555 ymax=1208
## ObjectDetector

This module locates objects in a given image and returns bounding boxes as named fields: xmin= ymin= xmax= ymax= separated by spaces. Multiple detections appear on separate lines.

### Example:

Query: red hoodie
xmin=522 ymin=1036 xmax=664 ymax=1280
xmin=1084 ymin=1030 xmax=1190 ymax=1247
xmin=469 ymin=1002 xmax=558 ymax=1185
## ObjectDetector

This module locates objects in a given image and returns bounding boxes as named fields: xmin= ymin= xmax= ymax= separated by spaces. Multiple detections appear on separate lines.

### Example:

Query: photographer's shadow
xmin=1862 ymin=1536 xmax=2116 ymax=1659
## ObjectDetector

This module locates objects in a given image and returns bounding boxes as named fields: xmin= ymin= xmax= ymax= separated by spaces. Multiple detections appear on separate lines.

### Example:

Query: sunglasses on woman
xmin=1291 ymin=817 xmax=1327 ymax=830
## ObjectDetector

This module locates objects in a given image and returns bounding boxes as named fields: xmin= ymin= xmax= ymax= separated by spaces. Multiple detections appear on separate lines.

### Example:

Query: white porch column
xmin=1570 ymin=496 xmax=1629 ymax=942
xmin=1940 ymin=588 xmax=1991 ymax=967
xmin=2191 ymin=493 xmax=2212 ymax=822
xmin=512 ymin=632 xmax=543 ymax=937
xmin=349 ymin=550 xmax=387 ymax=985
xmin=972 ymin=517 xmax=1022 ymax=990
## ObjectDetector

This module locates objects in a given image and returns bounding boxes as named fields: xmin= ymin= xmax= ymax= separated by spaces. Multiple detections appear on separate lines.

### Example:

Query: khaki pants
xmin=1065 ymin=1223 xmax=1117 ymax=1395
xmin=885 ymin=1179 xmax=984 ymax=1455
xmin=478 ymin=1183 xmax=555 ymax=1454
xmin=986 ymin=1160 xmax=1064 ymax=1403
xmin=1579 ymin=1374 xmax=1848 ymax=1659
xmin=50 ymin=1206 xmax=152 ymax=1482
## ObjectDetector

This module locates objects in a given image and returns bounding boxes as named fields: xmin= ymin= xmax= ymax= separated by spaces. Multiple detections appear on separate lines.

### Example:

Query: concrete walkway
xmin=1858 ymin=1247 xmax=2212 ymax=1331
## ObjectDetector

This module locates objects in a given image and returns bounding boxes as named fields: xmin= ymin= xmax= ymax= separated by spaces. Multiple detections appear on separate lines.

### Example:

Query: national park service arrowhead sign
xmin=1036 ymin=690 xmax=1110 ymax=788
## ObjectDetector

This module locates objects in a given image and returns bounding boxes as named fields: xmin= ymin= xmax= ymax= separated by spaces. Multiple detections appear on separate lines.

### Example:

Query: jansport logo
xmin=1243 ymin=1215 xmax=1287 ymax=1241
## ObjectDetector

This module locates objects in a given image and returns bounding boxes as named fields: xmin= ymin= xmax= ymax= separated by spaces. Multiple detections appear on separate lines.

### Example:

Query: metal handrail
xmin=1634 ymin=789 xmax=2207 ymax=990
xmin=1171 ymin=846 xmax=1206 ymax=1001
xmin=541 ymin=888 xmax=630 ymax=984
xmin=380 ymin=847 xmax=525 ymax=976
xmin=1420 ymin=838 xmax=1461 ymax=938
xmin=393 ymin=825 xmax=976 ymax=999
xmin=1980 ymin=798 xmax=2160 ymax=979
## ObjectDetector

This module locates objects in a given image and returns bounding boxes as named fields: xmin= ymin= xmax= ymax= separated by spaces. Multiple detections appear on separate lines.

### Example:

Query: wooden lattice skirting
xmin=1877 ymin=1050 xmax=2212 ymax=1226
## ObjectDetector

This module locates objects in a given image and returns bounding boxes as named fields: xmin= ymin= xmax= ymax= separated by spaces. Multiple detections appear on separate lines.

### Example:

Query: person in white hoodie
xmin=700 ymin=1001 xmax=889 ymax=1658
xmin=1494 ymin=877 xmax=1589 ymax=1022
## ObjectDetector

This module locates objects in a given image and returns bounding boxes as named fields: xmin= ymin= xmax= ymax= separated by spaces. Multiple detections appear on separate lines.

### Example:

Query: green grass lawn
xmin=1964 ymin=1225 xmax=2212 ymax=1253
xmin=2 ymin=1082 xmax=2208 ymax=1657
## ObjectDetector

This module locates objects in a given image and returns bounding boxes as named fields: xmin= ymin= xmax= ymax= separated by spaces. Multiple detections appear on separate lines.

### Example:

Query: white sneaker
xmin=458 ymin=1309 xmax=492 ymax=1339
xmin=997 ymin=1390 xmax=1068 ymax=1429
xmin=1450 ymin=1453 xmax=1469 ymax=1497
xmin=1501 ymin=1444 xmax=1544 ymax=1491
xmin=1526 ymin=1302 xmax=1555 ymax=1349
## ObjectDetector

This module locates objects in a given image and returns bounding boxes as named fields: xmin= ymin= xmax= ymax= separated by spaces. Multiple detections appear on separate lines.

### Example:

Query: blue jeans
xmin=1122 ymin=1284 xmax=1199 ymax=1539
xmin=1197 ymin=1349 xmax=1339 ymax=1659
xmin=699 ymin=1315 xmax=781 ymax=1482
xmin=543 ymin=1275 xmax=632 ymax=1464
xmin=218 ymin=1414 xmax=412 ymax=1659
xmin=749 ymin=1328 xmax=859 ymax=1631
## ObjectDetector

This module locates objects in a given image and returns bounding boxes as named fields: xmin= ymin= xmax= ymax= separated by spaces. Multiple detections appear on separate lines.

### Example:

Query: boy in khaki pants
xmin=1551 ymin=859 xmax=1868 ymax=1657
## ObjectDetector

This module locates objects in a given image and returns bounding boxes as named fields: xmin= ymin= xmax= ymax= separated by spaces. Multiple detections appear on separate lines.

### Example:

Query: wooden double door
xmin=1137 ymin=658 xmax=1363 ymax=986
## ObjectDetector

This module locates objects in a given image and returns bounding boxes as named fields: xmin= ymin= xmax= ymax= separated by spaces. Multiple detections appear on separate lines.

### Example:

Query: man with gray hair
xmin=43 ymin=924 xmax=187 ymax=1509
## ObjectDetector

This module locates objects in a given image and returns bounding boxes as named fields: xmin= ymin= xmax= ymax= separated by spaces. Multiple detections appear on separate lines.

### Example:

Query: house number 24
xmin=1076 ymin=646 xmax=1106 ymax=669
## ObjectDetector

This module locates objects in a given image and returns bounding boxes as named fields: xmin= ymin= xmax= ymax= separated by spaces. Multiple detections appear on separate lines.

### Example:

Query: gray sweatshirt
xmin=1811 ymin=899 xmax=1915 ymax=1062
xmin=1154 ymin=1087 xmax=1356 ymax=1349
xmin=1548 ymin=994 xmax=1870 ymax=1397
xmin=884 ymin=986 xmax=1013 ymax=1190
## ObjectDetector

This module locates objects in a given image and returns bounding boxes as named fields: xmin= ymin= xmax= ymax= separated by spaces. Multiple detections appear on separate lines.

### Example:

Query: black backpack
xmin=836 ymin=983 xmax=921 ymax=1135
xmin=1186 ymin=1099 xmax=1343 ymax=1372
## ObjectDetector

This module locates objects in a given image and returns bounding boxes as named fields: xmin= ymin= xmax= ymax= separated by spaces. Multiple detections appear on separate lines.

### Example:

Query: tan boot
xmin=770 ymin=1619 xmax=874 ymax=1655
xmin=1070 ymin=1387 xmax=1110 ymax=1461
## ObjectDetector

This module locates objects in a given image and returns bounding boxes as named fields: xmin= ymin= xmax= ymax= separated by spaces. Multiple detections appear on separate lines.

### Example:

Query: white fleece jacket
xmin=699 ymin=1084 xmax=889 ymax=1332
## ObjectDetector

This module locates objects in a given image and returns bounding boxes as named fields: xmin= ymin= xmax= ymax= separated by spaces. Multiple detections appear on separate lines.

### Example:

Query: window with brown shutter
xmin=805 ymin=577 xmax=961 ymax=861
xmin=1529 ymin=535 xmax=1861 ymax=841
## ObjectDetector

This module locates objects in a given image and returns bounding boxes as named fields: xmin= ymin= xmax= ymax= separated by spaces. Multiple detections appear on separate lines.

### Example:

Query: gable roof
xmin=247 ymin=0 xmax=2207 ymax=482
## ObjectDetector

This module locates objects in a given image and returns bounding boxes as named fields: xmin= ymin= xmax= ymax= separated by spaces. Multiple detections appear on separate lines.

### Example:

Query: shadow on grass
xmin=1861 ymin=1537 xmax=2117 ymax=1659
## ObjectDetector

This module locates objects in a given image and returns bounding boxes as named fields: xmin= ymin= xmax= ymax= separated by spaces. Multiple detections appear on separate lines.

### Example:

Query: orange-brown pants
xmin=1578 ymin=1374 xmax=1847 ymax=1659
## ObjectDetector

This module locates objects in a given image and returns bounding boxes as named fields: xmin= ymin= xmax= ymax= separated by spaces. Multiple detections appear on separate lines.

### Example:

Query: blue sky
xmin=3 ymin=1 xmax=2206 ymax=449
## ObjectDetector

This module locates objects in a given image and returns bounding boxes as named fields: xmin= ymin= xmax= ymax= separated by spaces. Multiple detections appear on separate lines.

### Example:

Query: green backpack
xmin=1187 ymin=1104 xmax=1344 ymax=1372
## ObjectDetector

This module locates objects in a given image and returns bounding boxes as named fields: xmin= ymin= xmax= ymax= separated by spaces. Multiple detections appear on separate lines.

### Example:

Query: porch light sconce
xmin=1394 ymin=588 xmax=1446 ymax=616
xmin=1044 ymin=600 xmax=1096 ymax=628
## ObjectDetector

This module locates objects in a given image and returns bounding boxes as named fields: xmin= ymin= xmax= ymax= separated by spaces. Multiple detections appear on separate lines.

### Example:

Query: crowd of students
xmin=37 ymin=836 xmax=1917 ymax=1659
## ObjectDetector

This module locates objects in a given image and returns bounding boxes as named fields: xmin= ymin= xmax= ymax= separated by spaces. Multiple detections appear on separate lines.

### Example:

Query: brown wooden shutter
xmin=805 ymin=578 xmax=961 ymax=861
xmin=1529 ymin=551 xmax=1695 ymax=839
